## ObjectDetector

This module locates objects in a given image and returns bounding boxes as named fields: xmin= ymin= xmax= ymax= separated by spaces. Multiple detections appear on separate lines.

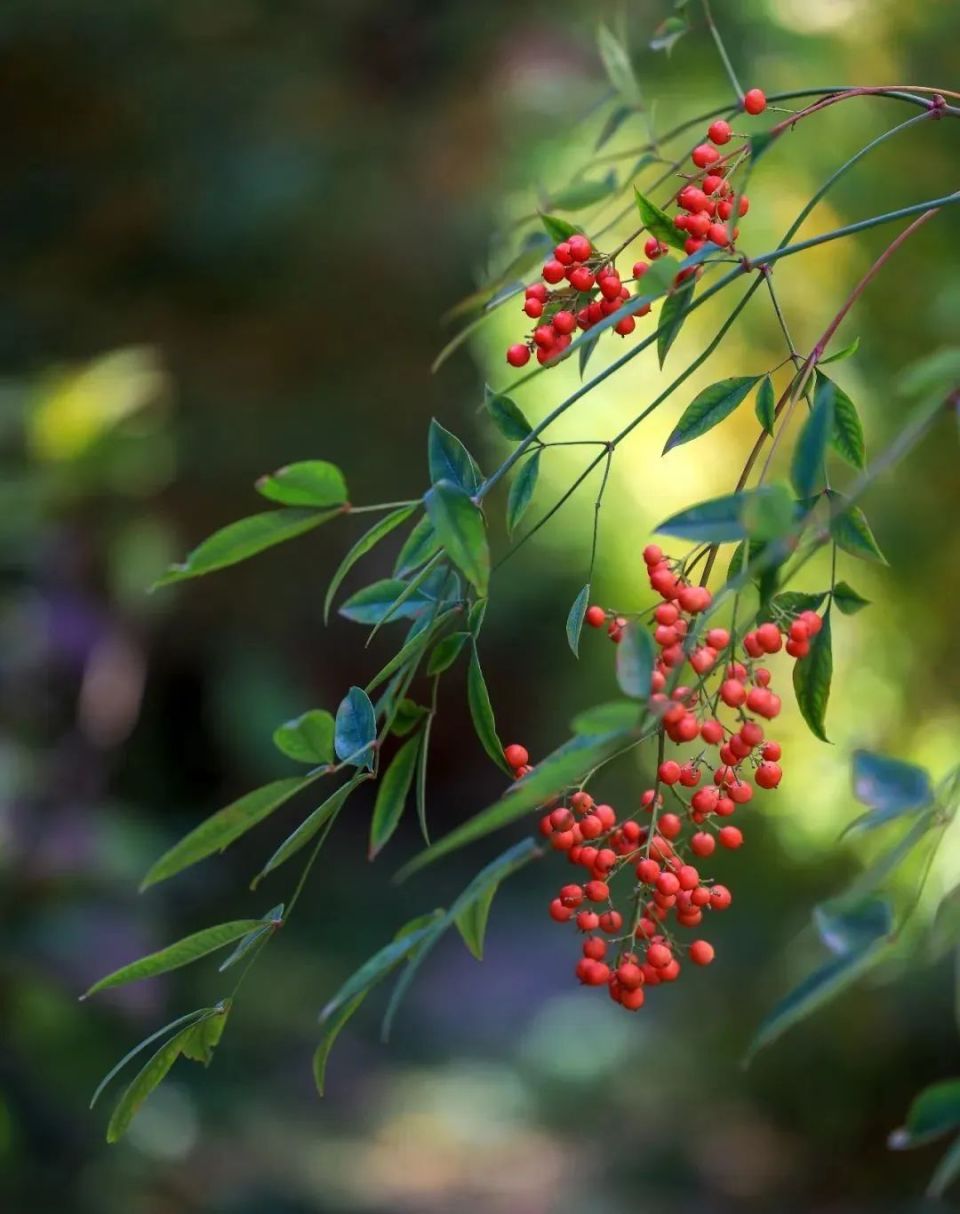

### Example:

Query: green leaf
xmin=792 ymin=608 xmax=832 ymax=742
xmin=425 ymin=480 xmax=490 ymax=594
xmin=254 ymin=775 xmax=363 ymax=885
xmin=745 ymin=936 xmax=889 ymax=1063
xmin=156 ymin=509 xmax=338 ymax=586
xmin=656 ymin=280 xmax=695 ymax=367
xmin=928 ymin=1134 xmax=960 ymax=1199
xmin=816 ymin=371 xmax=865 ymax=468
xmin=828 ymin=493 xmax=887 ymax=564
xmin=364 ymin=608 xmax=458 ymax=697
xmin=549 ymin=170 xmax=618 ymax=211
xmin=83 ymin=920 xmax=264 ymax=998
xmin=891 ymin=1081 xmax=960 ymax=1149
xmin=394 ymin=514 xmax=440 ymax=577
xmin=106 ymin=1022 xmax=197 ymax=1142
xmin=273 ymin=710 xmax=335 ymax=765
xmin=313 ymin=991 xmax=367 ymax=1096
xmin=335 ymin=686 xmax=377 ymax=769
xmin=428 ymin=419 xmax=481 ymax=492
xmin=821 ymin=336 xmax=859 ymax=365
xmin=572 ymin=700 xmax=642 ymax=734
xmin=650 ymin=14 xmax=689 ymax=53
xmin=616 ymin=622 xmax=655 ymax=699
xmin=566 ymin=583 xmax=591 ymax=658
xmin=467 ymin=641 xmax=509 ymax=773
xmin=594 ymin=104 xmax=632 ymax=149
xmin=832 ymin=580 xmax=870 ymax=615
xmin=851 ymin=749 xmax=934 ymax=823
xmin=755 ymin=375 xmax=776 ymax=435
xmin=179 ymin=1000 xmax=231 ymax=1064
xmin=657 ymin=486 xmax=796 ymax=544
xmin=453 ymin=837 xmax=536 ymax=961
xmin=391 ymin=698 xmax=430 ymax=736
xmin=339 ymin=576 xmax=442 ymax=625
xmin=506 ymin=451 xmax=540 ymax=534
xmin=634 ymin=187 xmax=685 ymax=252
xmin=597 ymin=24 xmax=641 ymax=105
xmin=369 ymin=732 xmax=422 ymax=858
xmin=790 ymin=379 xmax=834 ymax=500
xmin=141 ymin=775 xmax=315 ymax=889
xmin=218 ymin=905 xmax=283 ymax=972
xmin=539 ymin=213 xmax=580 ymax=243
xmin=319 ymin=915 xmax=441 ymax=1024
xmin=664 ymin=375 xmax=760 ymax=452
xmin=323 ymin=505 xmax=416 ymax=623
xmin=813 ymin=897 xmax=893 ymax=956
xmin=455 ymin=885 xmax=497 ymax=961
xmin=90 ymin=1009 xmax=212 ymax=1110
xmin=929 ymin=887 xmax=960 ymax=962
xmin=838 ymin=811 xmax=936 ymax=903
xmin=395 ymin=729 xmax=630 ymax=880
xmin=484 ymin=386 xmax=532 ymax=442
xmin=416 ymin=709 xmax=433 ymax=843
xmin=256 ymin=460 xmax=348 ymax=507
xmin=766 ymin=590 xmax=827 ymax=619
xmin=427 ymin=631 xmax=469 ymax=675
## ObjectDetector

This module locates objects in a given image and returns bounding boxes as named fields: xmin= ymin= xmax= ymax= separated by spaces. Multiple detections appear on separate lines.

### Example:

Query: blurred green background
xmin=2 ymin=1 xmax=960 ymax=1211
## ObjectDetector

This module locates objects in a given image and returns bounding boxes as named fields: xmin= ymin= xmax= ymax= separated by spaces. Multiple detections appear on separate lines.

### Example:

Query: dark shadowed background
xmin=2 ymin=1 xmax=960 ymax=1211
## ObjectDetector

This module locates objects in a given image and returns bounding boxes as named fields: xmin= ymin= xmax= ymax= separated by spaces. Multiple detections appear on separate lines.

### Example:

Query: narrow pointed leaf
xmin=339 ymin=576 xmax=438 ymax=625
xmin=790 ymin=379 xmax=834 ymax=499
xmin=792 ymin=609 xmax=832 ymax=742
xmin=105 ymin=1023 xmax=194 ymax=1143
xmin=467 ymin=641 xmax=509 ymax=772
xmin=852 ymin=749 xmax=934 ymax=819
xmin=816 ymin=372 xmax=865 ymax=468
xmin=219 ymin=906 xmax=283 ymax=972
xmin=539 ymin=213 xmax=580 ymax=243
xmin=425 ymin=480 xmax=489 ymax=594
xmin=369 ymin=732 xmax=422 ymax=857
xmin=314 ymin=991 xmax=367 ymax=1096
xmin=335 ymin=686 xmax=377 ymax=768
xmin=323 ymin=505 xmax=416 ymax=623
xmin=657 ymin=280 xmax=695 ymax=366
xmin=828 ymin=493 xmax=887 ymax=564
xmin=141 ymin=775 xmax=316 ymax=889
xmin=821 ymin=336 xmax=859 ymax=365
xmin=254 ymin=775 xmax=363 ymax=884
xmin=566 ymin=583 xmax=591 ymax=658
xmin=892 ymin=1081 xmax=960 ymax=1149
xmin=597 ymin=24 xmax=641 ymax=105
xmin=394 ymin=514 xmax=440 ymax=577
xmin=256 ymin=460 xmax=348 ymax=507
xmin=634 ymin=187 xmax=685 ymax=251
xmin=428 ymin=419 xmax=481 ymax=492
xmin=364 ymin=608 xmax=457 ymax=696
xmin=572 ymin=700 xmax=642 ymax=735
xmin=594 ymin=103 xmax=632 ymax=149
xmin=928 ymin=1134 xmax=960 ymax=1199
xmin=319 ymin=917 xmax=440 ymax=1024
xmin=484 ymin=387 xmax=532 ymax=441
xmin=426 ymin=631 xmax=469 ymax=675
xmin=832 ymin=580 xmax=870 ymax=615
xmin=506 ymin=450 xmax=540 ymax=534
xmin=156 ymin=509 xmax=338 ymax=586
xmin=416 ymin=710 xmax=433 ymax=844
xmin=273 ymin=710 xmax=335 ymax=765
xmin=616 ymin=622 xmax=654 ymax=699
xmin=83 ymin=921 xmax=264 ymax=998
xmin=549 ymin=170 xmax=618 ymax=211
xmin=180 ymin=1000 xmax=231 ymax=1064
xmin=755 ymin=375 xmax=776 ymax=435
xmin=664 ymin=375 xmax=760 ymax=452
xmin=390 ymin=698 xmax=429 ymax=736
xmin=657 ymin=486 xmax=795 ymax=544
xmin=745 ymin=935 xmax=889 ymax=1063
xmin=90 ymin=1009 xmax=211 ymax=1110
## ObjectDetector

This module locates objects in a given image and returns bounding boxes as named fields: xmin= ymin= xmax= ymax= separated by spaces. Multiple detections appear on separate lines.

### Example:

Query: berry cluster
xmin=504 ymin=87 xmax=767 ymax=371
xmin=511 ymin=524 xmax=829 ymax=1013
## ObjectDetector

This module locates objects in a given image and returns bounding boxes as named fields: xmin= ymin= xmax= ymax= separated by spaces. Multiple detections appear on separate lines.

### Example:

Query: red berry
xmin=549 ymin=898 xmax=573 ymax=922
xmin=568 ymin=234 xmax=592 ymax=261
xmin=552 ymin=309 xmax=576 ymax=335
xmin=525 ymin=282 xmax=548 ymax=301
xmin=743 ymin=88 xmax=767 ymax=116
xmin=585 ymin=604 xmax=606 ymax=628
xmin=542 ymin=259 xmax=566 ymax=284
xmin=755 ymin=761 xmax=782 ymax=790
xmin=576 ymin=910 xmax=600 ymax=932
xmin=647 ymin=942 xmax=672 ymax=968
xmin=691 ymin=831 xmax=716 ymax=857
xmin=504 ymin=743 xmax=529 ymax=769
xmin=720 ymin=679 xmax=747 ymax=708
xmin=708 ymin=119 xmax=733 ymax=145
xmin=568 ymin=266 xmax=596 ymax=292
xmin=617 ymin=962 xmax=644 ymax=990
xmin=583 ymin=936 xmax=607 ymax=960
xmin=636 ymin=857 xmax=660 ymax=884
xmin=756 ymin=622 xmax=783 ymax=653
xmin=707 ymin=223 xmax=730 ymax=247
xmin=584 ymin=880 xmax=609 ymax=903
xmin=656 ymin=871 xmax=680 ymax=896
xmin=761 ymin=741 xmax=782 ymax=762
xmin=710 ymin=884 xmax=732 ymax=910
xmin=523 ymin=297 xmax=544 ymax=318
xmin=615 ymin=315 xmax=636 ymax=336
xmin=689 ymin=939 xmax=715 ymax=966
xmin=701 ymin=719 xmax=724 ymax=746
xmin=718 ymin=825 xmax=743 ymax=849
xmin=692 ymin=143 xmax=720 ymax=168
xmin=658 ymin=760 xmax=682 ymax=785
xmin=644 ymin=237 xmax=665 ymax=260
xmin=506 ymin=344 xmax=530 ymax=368
xmin=658 ymin=813 xmax=682 ymax=840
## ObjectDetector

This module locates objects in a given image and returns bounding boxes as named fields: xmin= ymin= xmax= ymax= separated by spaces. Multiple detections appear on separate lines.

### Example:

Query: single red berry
xmin=525 ymin=282 xmax=548 ymax=301
xmin=504 ymin=743 xmax=529 ymax=769
xmin=506 ymin=343 xmax=530 ymax=368
xmin=632 ymin=261 xmax=649 ymax=280
xmin=647 ymin=942 xmax=672 ymax=968
xmin=523 ymin=297 xmax=544 ymax=319
xmin=761 ymin=740 xmax=782 ymax=762
xmin=552 ymin=309 xmax=576 ymax=335
xmin=599 ymin=910 xmax=623 ymax=933
xmin=658 ymin=760 xmax=682 ymax=785
xmin=710 ymin=884 xmax=732 ymax=910
xmin=644 ymin=237 xmax=665 ymax=260
xmin=658 ymin=813 xmax=682 ymax=840
xmin=755 ymin=761 xmax=782 ymax=790
xmin=786 ymin=637 xmax=810 ymax=659
xmin=689 ymin=939 xmax=715 ymax=966
xmin=568 ymin=265 xmax=596 ymax=292
xmin=576 ymin=910 xmax=600 ymax=932
xmin=708 ymin=119 xmax=733 ymax=145
xmin=756 ymin=622 xmax=783 ymax=653
xmin=598 ymin=273 xmax=623 ymax=300
xmin=741 ymin=720 xmax=764 ymax=748
xmin=656 ymin=871 xmax=680 ymax=896
xmin=584 ymin=879 xmax=610 ymax=903
xmin=636 ymin=857 xmax=661 ymax=884
xmin=583 ymin=936 xmax=607 ymax=960
xmin=707 ymin=223 xmax=730 ymax=247
xmin=799 ymin=609 xmax=823 ymax=635
xmin=542 ymin=259 xmax=566 ymax=284
xmin=617 ymin=961 xmax=645 ymax=990
xmin=720 ymin=679 xmax=747 ymax=708
xmin=691 ymin=832 xmax=716 ymax=857
xmin=615 ymin=315 xmax=636 ymax=336
xmin=718 ymin=825 xmax=743 ymax=849
xmin=549 ymin=898 xmax=573 ymax=922
xmin=568 ymin=233 xmax=592 ymax=261
xmin=701 ymin=719 xmax=725 ymax=746
xmin=585 ymin=604 xmax=606 ymax=629
xmin=620 ymin=986 xmax=646 ymax=1010
xmin=692 ymin=143 xmax=721 ymax=169
xmin=743 ymin=88 xmax=767 ymax=115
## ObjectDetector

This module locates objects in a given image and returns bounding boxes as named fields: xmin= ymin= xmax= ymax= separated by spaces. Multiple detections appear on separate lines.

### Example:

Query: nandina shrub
xmin=80 ymin=5 xmax=960 ymax=1194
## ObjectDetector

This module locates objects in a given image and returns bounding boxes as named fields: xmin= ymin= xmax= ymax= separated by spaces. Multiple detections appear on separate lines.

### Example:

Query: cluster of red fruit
xmin=504 ymin=86 xmax=767 ymax=371
xmin=506 ymin=529 xmax=829 ymax=1013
